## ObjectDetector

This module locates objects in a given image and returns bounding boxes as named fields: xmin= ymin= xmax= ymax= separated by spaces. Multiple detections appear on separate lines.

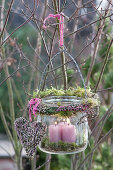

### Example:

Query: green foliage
xmin=93 ymin=143 xmax=113 ymax=170
xmin=53 ymin=155 xmax=70 ymax=170
xmin=82 ymin=58 xmax=100 ymax=88
xmin=100 ymin=105 xmax=113 ymax=133
xmin=0 ymin=24 xmax=37 ymax=133
xmin=58 ymin=111 xmax=73 ymax=117
xmin=67 ymin=69 xmax=76 ymax=84
xmin=99 ymin=19 xmax=113 ymax=59
xmin=104 ymin=71 xmax=113 ymax=89
xmin=98 ymin=19 xmax=113 ymax=90
xmin=36 ymin=148 xmax=71 ymax=170
xmin=11 ymin=24 xmax=37 ymax=54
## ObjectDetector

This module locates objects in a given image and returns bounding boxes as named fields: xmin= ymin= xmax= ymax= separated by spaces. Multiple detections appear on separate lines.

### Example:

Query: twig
xmin=71 ymin=153 xmax=79 ymax=170
xmin=0 ymin=103 xmax=14 ymax=147
xmin=69 ymin=0 xmax=81 ymax=53
xmin=0 ymin=145 xmax=15 ymax=161
xmin=89 ymin=104 xmax=113 ymax=140
xmin=65 ymin=13 xmax=113 ymax=38
xmin=82 ymin=151 xmax=86 ymax=170
xmin=27 ymin=37 xmax=46 ymax=66
xmin=86 ymin=10 xmax=108 ymax=86
xmin=60 ymin=50 xmax=68 ymax=90
xmin=69 ymin=0 xmax=94 ymax=21
xmin=1 ymin=0 xmax=37 ymax=46
xmin=52 ymin=0 xmax=68 ymax=90
xmin=94 ymin=108 xmax=113 ymax=145
xmin=33 ymin=33 xmax=42 ymax=89
xmin=97 ymin=86 xmax=113 ymax=92
xmin=0 ymin=64 xmax=30 ymax=87
xmin=31 ymin=154 xmax=36 ymax=170
xmin=33 ymin=19 xmax=50 ymax=56
xmin=45 ymin=154 xmax=51 ymax=170
xmin=78 ymin=127 xmax=113 ymax=170
xmin=11 ymin=79 xmax=24 ymax=108
xmin=36 ymin=157 xmax=51 ymax=170
xmin=0 ymin=0 xmax=14 ymax=40
xmin=16 ymin=44 xmax=43 ymax=73
xmin=2 ymin=15 xmax=33 ymax=46
xmin=94 ymin=38 xmax=113 ymax=92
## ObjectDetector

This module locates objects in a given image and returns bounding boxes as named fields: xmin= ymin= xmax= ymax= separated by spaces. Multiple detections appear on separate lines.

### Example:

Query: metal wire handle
xmin=39 ymin=46 xmax=87 ymax=98
xmin=38 ymin=49 xmax=65 ymax=91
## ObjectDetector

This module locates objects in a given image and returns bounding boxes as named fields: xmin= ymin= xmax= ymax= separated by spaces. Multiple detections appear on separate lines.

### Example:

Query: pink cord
xmin=43 ymin=13 xmax=64 ymax=47
xmin=59 ymin=14 xmax=64 ymax=46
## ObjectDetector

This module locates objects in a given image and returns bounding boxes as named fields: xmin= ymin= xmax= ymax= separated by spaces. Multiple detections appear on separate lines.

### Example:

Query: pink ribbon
xmin=43 ymin=13 xmax=64 ymax=47
xmin=29 ymin=98 xmax=41 ymax=121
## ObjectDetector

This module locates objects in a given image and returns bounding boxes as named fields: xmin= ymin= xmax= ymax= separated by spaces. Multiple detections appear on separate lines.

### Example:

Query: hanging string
xmin=43 ymin=13 xmax=64 ymax=47
xmin=59 ymin=14 xmax=64 ymax=46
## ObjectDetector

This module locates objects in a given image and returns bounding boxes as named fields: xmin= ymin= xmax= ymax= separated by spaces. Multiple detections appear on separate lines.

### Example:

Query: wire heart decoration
xmin=14 ymin=117 xmax=46 ymax=157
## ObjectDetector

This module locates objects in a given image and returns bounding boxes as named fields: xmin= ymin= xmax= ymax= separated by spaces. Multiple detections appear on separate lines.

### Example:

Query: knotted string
xmin=43 ymin=13 xmax=64 ymax=47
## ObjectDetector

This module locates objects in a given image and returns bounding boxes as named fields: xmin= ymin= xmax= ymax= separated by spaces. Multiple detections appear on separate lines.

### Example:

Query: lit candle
xmin=62 ymin=118 xmax=76 ymax=143
xmin=49 ymin=119 xmax=76 ymax=143
xmin=58 ymin=121 xmax=67 ymax=140
xmin=48 ymin=122 xmax=61 ymax=142
xmin=58 ymin=119 xmax=67 ymax=126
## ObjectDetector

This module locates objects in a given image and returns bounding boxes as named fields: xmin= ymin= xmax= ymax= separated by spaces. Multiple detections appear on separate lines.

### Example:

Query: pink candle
xmin=61 ymin=118 xmax=76 ymax=143
xmin=58 ymin=122 xmax=66 ymax=141
xmin=49 ymin=119 xmax=76 ymax=143
xmin=62 ymin=124 xmax=76 ymax=143
xmin=49 ymin=123 xmax=61 ymax=142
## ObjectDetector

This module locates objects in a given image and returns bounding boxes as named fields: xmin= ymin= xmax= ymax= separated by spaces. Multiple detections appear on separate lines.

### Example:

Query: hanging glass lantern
xmin=14 ymin=12 xmax=100 ymax=157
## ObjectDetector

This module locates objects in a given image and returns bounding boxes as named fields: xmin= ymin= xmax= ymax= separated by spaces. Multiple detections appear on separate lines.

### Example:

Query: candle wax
xmin=49 ymin=121 xmax=76 ymax=143
xmin=49 ymin=124 xmax=61 ymax=142
xmin=62 ymin=124 xmax=76 ymax=143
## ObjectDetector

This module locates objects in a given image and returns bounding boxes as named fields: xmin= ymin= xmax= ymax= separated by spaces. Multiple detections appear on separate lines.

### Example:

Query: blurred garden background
xmin=0 ymin=0 xmax=113 ymax=170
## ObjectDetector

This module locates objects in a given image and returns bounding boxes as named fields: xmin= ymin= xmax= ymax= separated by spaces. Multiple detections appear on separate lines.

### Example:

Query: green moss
xmin=58 ymin=111 xmax=73 ymax=117
xmin=46 ymin=107 xmax=58 ymax=114
xmin=41 ymin=137 xmax=86 ymax=152
xmin=34 ymin=87 xmax=100 ymax=107
xmin=57 ymin=102 xmax=62 ymax=106
xmin=82 ymin=97 xmax=100 ymax=108
xmin=65 ymin=88 xmax=75 ymax=96
xmin=37 ymin=87 xmax=65 ymax=98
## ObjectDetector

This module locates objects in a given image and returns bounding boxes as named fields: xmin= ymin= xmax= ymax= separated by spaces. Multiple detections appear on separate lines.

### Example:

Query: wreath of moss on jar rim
xmin=28 ymin=86 xmax=100 ymax=119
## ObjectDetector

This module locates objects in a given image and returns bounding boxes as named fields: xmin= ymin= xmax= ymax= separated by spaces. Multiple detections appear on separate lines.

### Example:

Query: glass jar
xmin=37 ymin=96 xmax=88 ymax=154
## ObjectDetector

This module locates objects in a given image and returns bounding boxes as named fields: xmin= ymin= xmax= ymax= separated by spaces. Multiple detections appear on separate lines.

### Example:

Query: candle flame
xmin=54 ymin=121 xmax=57 ymax=126
xmin=67 ymin=118 xmax=70 ymax=125
xmin=63 ymin=119 xmax=66 ymax=122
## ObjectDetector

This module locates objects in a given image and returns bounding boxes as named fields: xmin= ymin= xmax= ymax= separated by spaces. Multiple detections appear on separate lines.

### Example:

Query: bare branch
xmin=0 ymin=64 xmax=30 ymax=87
xmin=0 ymin=0 xmax=14 ymax=40
xmin=78 ymin=127 xmax=113 ymax=170
xmin=94 ymin=38 xmax=113 ymax=92
xmin=0 ymin=103 xmax=14 ymax=147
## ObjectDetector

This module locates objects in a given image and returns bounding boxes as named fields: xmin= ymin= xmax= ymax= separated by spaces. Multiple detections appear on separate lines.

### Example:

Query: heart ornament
xmin=14 ymin=117 xmax=46 ymax=157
